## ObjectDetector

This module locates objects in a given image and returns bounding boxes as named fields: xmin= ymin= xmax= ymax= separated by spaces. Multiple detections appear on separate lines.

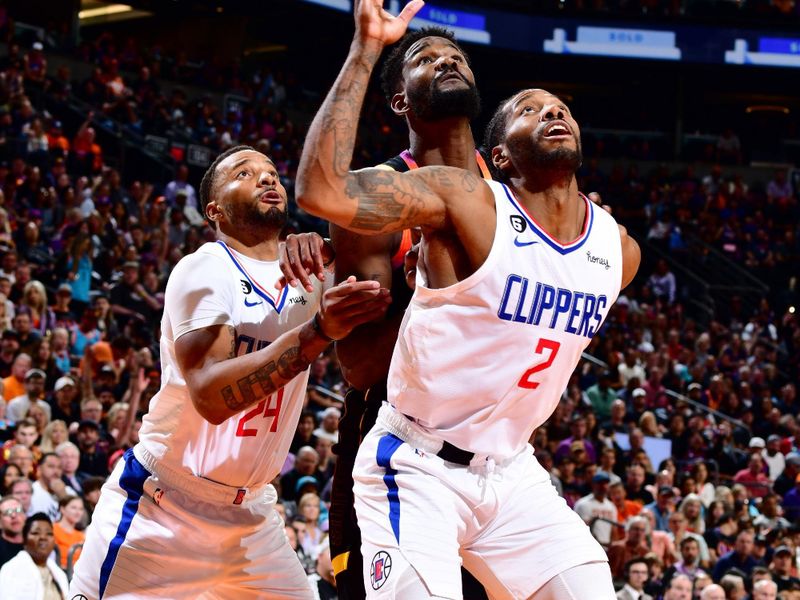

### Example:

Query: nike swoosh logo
xmin=244 ymin=298 xmax=263 ymax=307
xmin=514 ymin=236 xmax=538 ymax=247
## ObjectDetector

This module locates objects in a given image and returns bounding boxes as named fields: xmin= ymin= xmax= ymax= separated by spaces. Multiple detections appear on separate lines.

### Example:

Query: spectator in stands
xmin=557 ymin=414 xmax=597 ymax=463
xmin=608 ymin=516 xmax=651 ymax=580
xmin=587 ymin=370 xmax=617 ymax=421
xmin=280 ymin=446 xmax=321 ymax=503
xmin=52 ymin=495 xmax=84 ymax=570
xmin=38 ymin=420 xmax=68 ymax=454
xmin=574 ymin=472 xmax=618 ymax=546
xmin=617 ymin=557 xmax=653 ymax=600
xmin=668 ymin=511 xmax=710 ymax=568
xmin=719 ymin=572 xmax=746 ymax=600
xmin=664 ymin=536 xmax=708 ymax=587
xmin=49 ymin=376 xmax=79 ymax=424
xmin=0 ymin=512 xmax=69 ymax=598
xmin=0 ymin=495 xmax=24 ymax=566
xmin=29 ymin=453 xmax=75 ymax=521
xmin=662 ymin=573 xmax=692 ymax=600
xmin=762 ymin=434 xmax=785 ymax=482
xmin=74 ymin=419 xmax=108 ymax=479
xmin=2 ymin=353 xmax=31 ymax=401
xmin=753 ymin=579 xmax=778 ymax=600
xmin=3 ymin=422 xmax=39 ymax=475
xmin=110 ymin=261 xmax=160 ymax=328
xmin=5 ymin=368 xmax=49 ymax=422
xmin=312 ymin=406 xmax=340 ymax=444
xmin=0 ymin=464 xmax=22 ymax=495
xmin=164 ymin=164 xmax=198 ymax=209
xmin=626 ymin=463 xmax=655 ymax=506
xmin=734 ymin=452 xmax=771 ymax=499
xmin=647 ymin=259 xmax=677 ymax=305
xmin=712 ymin=528 xmax=757 ymax=581
xmin=55 ymin=441 xmax=82 ymax=496
xmin=10 ymin=478 xmax=33 ymax=515
xmin=699 ymin=584 xmax=725 ymax=600
xmin=289 ymin=411 xmax=318 ymax=455
xmin=769 ymin=545 xmax=800 ymax=592
xmin=645 ymin=486 xmax=677 ymax=532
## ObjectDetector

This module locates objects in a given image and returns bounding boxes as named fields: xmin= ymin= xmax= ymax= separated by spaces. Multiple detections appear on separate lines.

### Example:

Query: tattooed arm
xmin=175 ymin=277 xmax=390 ymax=425
xmin=296 ymin=0 xmax=487 ymax=235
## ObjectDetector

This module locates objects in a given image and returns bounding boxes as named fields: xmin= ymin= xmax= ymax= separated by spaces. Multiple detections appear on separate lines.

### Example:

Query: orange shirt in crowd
xmin=53 ymin=522 xmax=84 ymax=569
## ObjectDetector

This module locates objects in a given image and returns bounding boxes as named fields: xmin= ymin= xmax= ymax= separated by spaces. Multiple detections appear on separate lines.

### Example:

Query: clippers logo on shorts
xmin=510 ymin=215 xmax=526 ymax=233
xmin=370 ymin=551 xmax=392 ymax=590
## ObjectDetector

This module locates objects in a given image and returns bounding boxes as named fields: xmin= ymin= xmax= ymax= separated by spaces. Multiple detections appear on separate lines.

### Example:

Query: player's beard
xmin=228 ymin=201 xmax=288 ymax=233
xmin=510 ymin=136 xmax=583 ymax=173
xmin=408 ymin=79 xmax=481 ymax=122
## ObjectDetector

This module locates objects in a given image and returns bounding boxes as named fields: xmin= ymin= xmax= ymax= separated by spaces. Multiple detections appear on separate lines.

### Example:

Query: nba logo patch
xmin=370 ymin=551 xmax=392 ymax=590
xmin=510 ymin=215 xmax=526 ymax=233
xmin=153 ymin=488 xmax=164 ymax=506
xmin=233 ymin=489 xmax=246 ymax=505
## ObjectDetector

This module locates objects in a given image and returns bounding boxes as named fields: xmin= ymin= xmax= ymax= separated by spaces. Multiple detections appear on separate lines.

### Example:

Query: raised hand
xmin=354 ymin=0 xmax=424 ymax=47
xmin=275 ymin=232 xmax=334 ymax=292
xmin=315 ymin=276 xmax=391 ymax=341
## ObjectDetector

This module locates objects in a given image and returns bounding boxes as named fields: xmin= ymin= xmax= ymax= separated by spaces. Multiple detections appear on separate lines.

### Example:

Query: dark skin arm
xmin=175 ymin=278 xmax=390 ymax=425
xmin=329 ymin=224 xmax=401 ymax=391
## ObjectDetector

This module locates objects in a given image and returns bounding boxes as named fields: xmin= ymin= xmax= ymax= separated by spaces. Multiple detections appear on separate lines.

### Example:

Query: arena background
xmin=0 ymin=0 xmax=798 ymax=597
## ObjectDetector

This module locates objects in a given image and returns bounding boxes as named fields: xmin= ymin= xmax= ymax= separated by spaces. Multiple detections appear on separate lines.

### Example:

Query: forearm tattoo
xmin=221 ymin=347 xmax=305 ymax=411
xmin=220 ymin=324 xmax=319 ymax=411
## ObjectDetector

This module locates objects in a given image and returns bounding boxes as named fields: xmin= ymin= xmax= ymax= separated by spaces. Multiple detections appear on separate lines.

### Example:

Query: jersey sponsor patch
xmin=370 ymin=551 xmax=393 ymax=590
xmin=510 ymin=214 xmax=527 ymax=233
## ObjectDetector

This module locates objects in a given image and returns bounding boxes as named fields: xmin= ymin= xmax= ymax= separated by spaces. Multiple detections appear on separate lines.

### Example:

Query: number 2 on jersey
xmin=518 ymin=338 xmax=561 ymax=389
xmin=236 ymin=388 xmax=284 ymax=437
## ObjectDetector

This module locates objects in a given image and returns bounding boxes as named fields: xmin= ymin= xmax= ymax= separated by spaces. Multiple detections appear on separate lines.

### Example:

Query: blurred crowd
xmin=0 ymin=22 xmax=798 ymax=600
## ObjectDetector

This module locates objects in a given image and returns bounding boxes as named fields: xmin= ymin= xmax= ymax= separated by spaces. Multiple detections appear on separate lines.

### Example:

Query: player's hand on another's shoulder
xmin=354 ymin=0 xmax=424 ymax=47
xmin=316 ymin=275 xmax=391 ymax=341
xmin=276 ymin=232 xmax=334 ymax=292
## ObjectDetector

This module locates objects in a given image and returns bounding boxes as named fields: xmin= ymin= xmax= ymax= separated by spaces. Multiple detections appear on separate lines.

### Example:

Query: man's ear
xmin=390 ymin=92 xmax=410 ymax=117
xmin=205 ymin=200 xmax=223 ymax=225
xmin=492 ymin=145 xmax=510 ymax=173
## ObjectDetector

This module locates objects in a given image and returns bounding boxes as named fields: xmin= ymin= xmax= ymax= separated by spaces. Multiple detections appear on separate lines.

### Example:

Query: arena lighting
xmin=745 ymin=105 xmax=790 ymax=114
xmin=78 ymin=4 xmax=134 ymax=20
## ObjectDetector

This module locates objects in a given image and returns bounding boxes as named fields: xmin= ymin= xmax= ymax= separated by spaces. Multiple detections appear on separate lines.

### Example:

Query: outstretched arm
xmin=296 ymin=0 xmax=462 ymax=235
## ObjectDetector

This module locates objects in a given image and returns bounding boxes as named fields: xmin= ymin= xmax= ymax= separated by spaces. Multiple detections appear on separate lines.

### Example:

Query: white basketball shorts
xmin=352 ymin=405 xmax=609 ymax=599
xmin=69 ymin=448 xmax=312 ymax=599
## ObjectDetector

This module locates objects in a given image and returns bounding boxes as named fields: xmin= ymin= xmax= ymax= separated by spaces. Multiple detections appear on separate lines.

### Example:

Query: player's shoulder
xmin=168 ymin=242 xmax=231 ymax=285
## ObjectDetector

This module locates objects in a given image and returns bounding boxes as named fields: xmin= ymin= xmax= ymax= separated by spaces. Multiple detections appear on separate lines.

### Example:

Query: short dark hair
xmin=482 ymin=94 xmax=516 ymax=182
xmin=39 ymin=452 xmax=58 ymax=465
xmin=679 ymin=536 xmax=699 ymax=549
xmin=624 ymin=557 xmax=649 ymax=579
xmin=198 ymin=145 xmax=255 ymax=226
xmin=23 ymin=512 xmax=52 ymax=538
xmin=379 ymin=27 xmax=464 ymax=104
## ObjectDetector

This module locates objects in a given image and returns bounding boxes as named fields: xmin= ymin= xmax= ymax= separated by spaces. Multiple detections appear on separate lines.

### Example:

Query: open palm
xmin=355 ymin=0 xmax=424 ymax=46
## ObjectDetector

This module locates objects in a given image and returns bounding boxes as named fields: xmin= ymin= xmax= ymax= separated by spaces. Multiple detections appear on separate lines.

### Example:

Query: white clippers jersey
xmin=138 ymin=241 xmax=322 ymax=488
xmin=388 ymin=180 xmax=622 ymax=459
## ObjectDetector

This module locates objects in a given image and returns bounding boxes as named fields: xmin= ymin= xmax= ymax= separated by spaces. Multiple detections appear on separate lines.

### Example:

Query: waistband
xmin=377 ymin=404 xmax=474 ymax=466
xmin=133 ymin=445 xmax=277 ymax=507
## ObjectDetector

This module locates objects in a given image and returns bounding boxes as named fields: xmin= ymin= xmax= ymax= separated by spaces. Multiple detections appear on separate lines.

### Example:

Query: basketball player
xmin=278 ymin=25 xmax=491 ymax=597
xmin=295 ymin=1 xmax=640 ymax=598
xmin=326 ymin=26 xmax=489 ymax=599
xmin=69 ymin=145 xmax=391 ymax=599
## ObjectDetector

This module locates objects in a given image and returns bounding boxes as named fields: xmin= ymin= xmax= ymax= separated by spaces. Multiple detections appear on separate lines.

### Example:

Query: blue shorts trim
xmin=98 ymin=448 xmax=150 ymax=598
xmin=376 ymin=434 xmax=404 ymax=543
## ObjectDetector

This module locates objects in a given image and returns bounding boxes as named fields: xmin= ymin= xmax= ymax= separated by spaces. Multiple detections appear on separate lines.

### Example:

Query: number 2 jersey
xmin=387 ymin=180 xmax=623 ymax=460
xmin=136 ymin=241 xmax=323 ymax=489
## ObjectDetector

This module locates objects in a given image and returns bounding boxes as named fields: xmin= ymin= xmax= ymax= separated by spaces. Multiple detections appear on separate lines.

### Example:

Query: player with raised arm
xmin=70 ymin=145 xmax=390 ymax=599
xmin=279 ymin=23 xmax=492 ymax=597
